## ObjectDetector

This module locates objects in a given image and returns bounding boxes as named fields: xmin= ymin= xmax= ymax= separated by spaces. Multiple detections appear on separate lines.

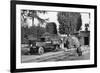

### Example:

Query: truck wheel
xmin=38 ymin=47 xmax=44 ymax=55
xmin=54 ymin=45 xmax=59 ymax=51
xmin=30 ymin=47 xmax=33 ymax=55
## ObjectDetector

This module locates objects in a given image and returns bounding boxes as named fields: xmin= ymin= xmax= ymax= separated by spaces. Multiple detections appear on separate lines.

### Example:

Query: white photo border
xmin=16 ymin=4 xmax=94 ymax=69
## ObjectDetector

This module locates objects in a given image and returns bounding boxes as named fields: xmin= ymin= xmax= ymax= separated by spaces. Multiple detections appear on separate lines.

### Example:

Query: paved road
xmin=21 ymin=47 xmax=90 ymax=63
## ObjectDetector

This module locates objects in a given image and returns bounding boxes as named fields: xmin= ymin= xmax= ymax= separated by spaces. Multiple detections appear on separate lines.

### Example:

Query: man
xmin=71 ymin=36 xmax=82 ymax=56
xmin=76 ymin=45 xmax=82 ymax=56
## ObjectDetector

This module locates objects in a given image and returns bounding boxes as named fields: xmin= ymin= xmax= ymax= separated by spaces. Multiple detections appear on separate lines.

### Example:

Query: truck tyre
xmin=30 ymin=47 xmax=33 ymax=55
xmin=38 ymin=47 xmax=44 ymax=55
xmin=54 ymin=45 xmax=59 ymax=51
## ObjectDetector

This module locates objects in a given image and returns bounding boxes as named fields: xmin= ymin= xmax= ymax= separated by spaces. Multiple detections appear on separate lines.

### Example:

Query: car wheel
xmin=38 ymin=47 xmax=44 ymax=55
xmin=30 ymin=47 xmax=33 ymax=55
xmin=54 ymin=45 xmax=59 ymax=51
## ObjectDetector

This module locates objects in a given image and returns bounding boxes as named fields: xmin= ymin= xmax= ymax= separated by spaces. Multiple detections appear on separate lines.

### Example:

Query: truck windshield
xmin=40 ymin=38 xmax=45 ymax=42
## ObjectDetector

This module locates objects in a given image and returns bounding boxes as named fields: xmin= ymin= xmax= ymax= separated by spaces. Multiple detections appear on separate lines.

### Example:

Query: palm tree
xmin=27 ymin=10 xmax=48 ymax=26
xmin=21 ymin=10 xmax=49 ymax=27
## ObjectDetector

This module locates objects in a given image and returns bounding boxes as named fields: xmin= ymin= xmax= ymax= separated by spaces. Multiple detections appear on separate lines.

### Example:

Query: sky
xmin=26 ymin=11 xmax=90 ymax=31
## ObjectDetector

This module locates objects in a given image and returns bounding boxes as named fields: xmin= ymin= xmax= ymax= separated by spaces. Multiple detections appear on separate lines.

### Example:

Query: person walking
xmin=71 ymin=36 xmax=82 ymax=56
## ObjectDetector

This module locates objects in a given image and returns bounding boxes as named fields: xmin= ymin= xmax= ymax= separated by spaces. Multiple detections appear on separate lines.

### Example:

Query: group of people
xmin=60 ymin=36 xmax=82 ymax=56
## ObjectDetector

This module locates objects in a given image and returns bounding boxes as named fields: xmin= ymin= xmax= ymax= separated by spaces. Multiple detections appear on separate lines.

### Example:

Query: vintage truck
xmin=29 ymin=37 xmax=61 ymax=55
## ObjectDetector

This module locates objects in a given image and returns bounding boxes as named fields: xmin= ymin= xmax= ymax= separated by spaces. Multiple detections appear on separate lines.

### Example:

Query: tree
xmin=27 ymin=10 xmax=48 ymax=25
xmin=57 ymin=12 xmax=82 ymax=36
xmin=21 ymin=26 xmax=29 ymax=43
xmin=21 ymin=10 xmax=48 ymax=43
xmin=46 ymin=22 xmax=57 ymax=34
xmin=29 ymin=25 xmax=46 ymax=38
xmin=21 ymin=10 xmax=48 ymax=26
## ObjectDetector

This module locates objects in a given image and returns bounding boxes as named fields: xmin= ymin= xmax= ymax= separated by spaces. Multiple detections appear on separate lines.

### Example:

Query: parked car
xmin=29 ymin=37 xmax=61 ymax=55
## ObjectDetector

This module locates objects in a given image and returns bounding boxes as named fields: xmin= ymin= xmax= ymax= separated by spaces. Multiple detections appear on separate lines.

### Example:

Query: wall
xmin=79 ymin=31 xmax=90 ymax=45
xmin=0 ymin=0 xmax=99 ymax=73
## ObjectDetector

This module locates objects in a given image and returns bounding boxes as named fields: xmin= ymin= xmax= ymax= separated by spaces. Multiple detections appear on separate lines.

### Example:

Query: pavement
xmin=21 ymin=46 xmax=90 ymax=63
